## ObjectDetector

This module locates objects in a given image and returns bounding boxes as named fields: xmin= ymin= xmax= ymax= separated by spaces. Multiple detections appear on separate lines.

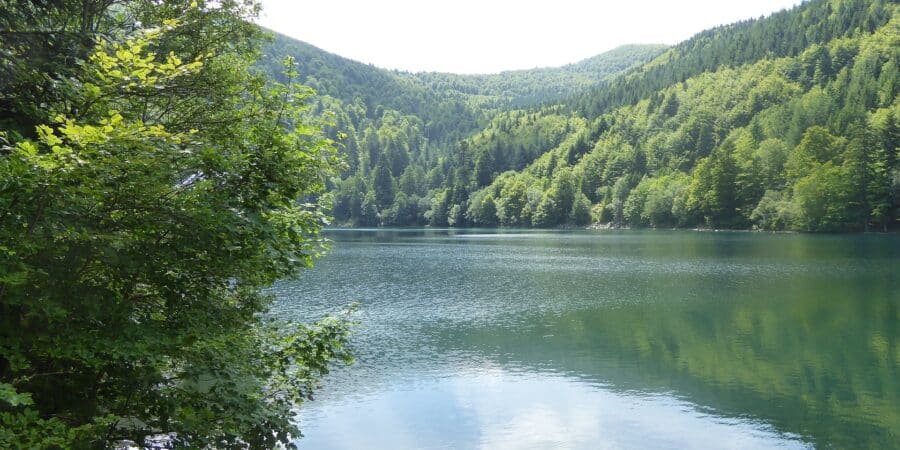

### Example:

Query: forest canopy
xmin=274 ymin=0 xmax=897 ymax=232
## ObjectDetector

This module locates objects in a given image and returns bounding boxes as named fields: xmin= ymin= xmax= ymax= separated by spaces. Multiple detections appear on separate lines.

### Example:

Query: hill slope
xmin=270 ymin=0 xmax=899 ymax=232
xmin=261 ymin=34 xmax=664 ymax=146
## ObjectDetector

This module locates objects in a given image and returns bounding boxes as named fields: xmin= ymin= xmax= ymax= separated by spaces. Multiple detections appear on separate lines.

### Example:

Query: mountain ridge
xmin=266 ymin=34 xmax=667 ymax=76
xmin=262 ymin=0 xmax=898 ymax=232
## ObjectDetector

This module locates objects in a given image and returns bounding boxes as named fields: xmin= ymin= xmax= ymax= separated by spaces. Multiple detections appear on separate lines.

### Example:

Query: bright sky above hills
xmin=257 ymin=0 xmax=803 ymax=74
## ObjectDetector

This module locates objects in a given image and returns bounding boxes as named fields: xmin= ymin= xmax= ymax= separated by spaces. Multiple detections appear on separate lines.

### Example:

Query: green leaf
xmin=0 ymin=384 xmax=33 ymax=407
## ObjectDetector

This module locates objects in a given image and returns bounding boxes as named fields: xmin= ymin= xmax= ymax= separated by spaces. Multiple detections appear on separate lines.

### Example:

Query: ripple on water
xmin=268 ymin=230 xmax=900 ymax=449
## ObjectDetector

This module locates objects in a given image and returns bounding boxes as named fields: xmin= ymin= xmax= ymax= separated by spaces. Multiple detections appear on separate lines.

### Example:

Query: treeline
xmin=573 ymin=0 xmax=894 ymax=118
xmin=471 ymin=30 xmax=899 ymax=231
xmin=316 ymin=0 xmax=898 ymax=232
xmin=260 ymin=35 xmax=484 ymax=148
xmin=330 ymin=108 xmax=586 ymax=226
xmin=261 ymin=35 xmax=663 ymax=147
xmin=415 ymin=44 xmax=668 ymax=109
xmin=257 ymin=35 xmax=664 ymax=228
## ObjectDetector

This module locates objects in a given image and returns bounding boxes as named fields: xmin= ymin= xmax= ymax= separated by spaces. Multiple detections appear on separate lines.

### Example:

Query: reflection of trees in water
xmin=438 ymin=277 xmax=899 ymax=449
xmin=286 ymin=231 xmax=900 ymax=447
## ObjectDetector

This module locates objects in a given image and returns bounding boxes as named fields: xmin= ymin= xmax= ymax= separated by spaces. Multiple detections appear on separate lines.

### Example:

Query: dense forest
xmin=1 ymin=1 xmax=353 ymax=448
xmin=1 ymin=0 xmax=898 ymax=447
xmin=260 ymin=36 xmax=665 ymax=147
xmin=272 ymin=0 xmax=898 ymax=232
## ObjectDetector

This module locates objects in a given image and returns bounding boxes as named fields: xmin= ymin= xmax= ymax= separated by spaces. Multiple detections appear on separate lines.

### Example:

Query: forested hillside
xmin=574 ymin=0 xmax=894 ymax=117
xmin=465 ymin=0 xmax=900 ymax=232
xmin=257 ymin=36 xmax=666 ymax=225
xmin=261 ymin=35 xmax=663 ymax=147
xmin=273 ymin=0 xmax=897 ymax=232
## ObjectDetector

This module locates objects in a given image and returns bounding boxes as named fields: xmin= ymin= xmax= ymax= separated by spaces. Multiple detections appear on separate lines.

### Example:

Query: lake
xmin=269 ymin=229 xmax=899 ymax=449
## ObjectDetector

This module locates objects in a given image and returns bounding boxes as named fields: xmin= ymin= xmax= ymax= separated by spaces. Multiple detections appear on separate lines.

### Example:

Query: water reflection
xmin=298 ymin=371 xmax=810 ymax=450
xmin=270 ymin=230 xmax=899 ymax=449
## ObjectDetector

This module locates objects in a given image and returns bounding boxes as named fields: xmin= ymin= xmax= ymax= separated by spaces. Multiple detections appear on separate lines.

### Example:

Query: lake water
xmin=269 ymin=229 xmax=899 ymax=449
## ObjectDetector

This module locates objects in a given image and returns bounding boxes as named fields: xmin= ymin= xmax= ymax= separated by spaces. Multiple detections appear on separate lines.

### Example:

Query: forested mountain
xmin=465 ymin=0 xmax=900 ymax=232
xmin=260 ymin=34 xmax=664 ymax=147
xmin=573 ymin=0 xmax=894 ymax=117
xmin=274 ymin=0 xmax=898 ymax=232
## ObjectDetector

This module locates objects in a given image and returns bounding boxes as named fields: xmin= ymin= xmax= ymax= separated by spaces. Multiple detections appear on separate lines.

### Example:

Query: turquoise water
xmin=269 ymin=229 xmax=899 ymax=449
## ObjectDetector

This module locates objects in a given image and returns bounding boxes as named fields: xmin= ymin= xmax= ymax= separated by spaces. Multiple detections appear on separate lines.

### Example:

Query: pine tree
xmin=372 ymin=157 xmax=397 ymax=209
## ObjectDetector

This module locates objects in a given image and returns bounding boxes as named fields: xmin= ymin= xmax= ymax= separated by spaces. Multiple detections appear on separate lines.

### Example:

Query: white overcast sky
xmin=256 ymin=0 xmax=803 ymax=74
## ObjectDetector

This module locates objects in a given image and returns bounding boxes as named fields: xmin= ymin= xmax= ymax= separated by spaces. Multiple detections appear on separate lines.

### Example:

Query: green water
xmin=270 ymin=229 xmax=899 ymax=449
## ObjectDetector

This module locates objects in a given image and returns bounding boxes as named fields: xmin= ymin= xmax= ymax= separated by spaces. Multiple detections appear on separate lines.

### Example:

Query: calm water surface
xmin=269 ymin=229 xmax=899 ymax=449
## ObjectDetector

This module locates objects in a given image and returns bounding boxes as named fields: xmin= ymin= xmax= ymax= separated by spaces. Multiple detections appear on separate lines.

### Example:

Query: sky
xmin=256 ymin=0 xmax=804 ymax=74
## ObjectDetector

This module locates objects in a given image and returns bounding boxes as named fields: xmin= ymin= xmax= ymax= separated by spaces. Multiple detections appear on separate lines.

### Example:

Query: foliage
xmin=294 ymin=0 xmax=899 ymax=232
xmin=0 ymin=2 xmax=352 ymax=448
xmin=261 ymin=34 xmax=663 ymax=228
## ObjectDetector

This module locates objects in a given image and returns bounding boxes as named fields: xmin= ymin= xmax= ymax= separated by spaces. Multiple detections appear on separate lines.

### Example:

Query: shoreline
xmin=324 ymin=224 xmax=899 ymax=235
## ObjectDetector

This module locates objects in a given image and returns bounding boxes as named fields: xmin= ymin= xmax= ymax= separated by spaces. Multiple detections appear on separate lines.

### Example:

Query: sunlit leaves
xmin=0 ymin=3 xmax=350 ymax=448
xmin=90 ymin=25 xmax=203 ymax=92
